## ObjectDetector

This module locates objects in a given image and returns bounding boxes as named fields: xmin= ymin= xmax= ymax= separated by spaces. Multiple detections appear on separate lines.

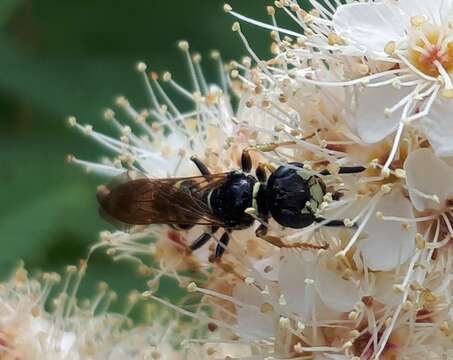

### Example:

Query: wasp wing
xmin=97 ymin=173 xmax=229 ymax=227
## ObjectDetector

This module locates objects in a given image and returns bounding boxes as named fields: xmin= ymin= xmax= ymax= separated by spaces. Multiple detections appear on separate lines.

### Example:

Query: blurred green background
xmin=0 ymin=0 xmax=293 ymax=304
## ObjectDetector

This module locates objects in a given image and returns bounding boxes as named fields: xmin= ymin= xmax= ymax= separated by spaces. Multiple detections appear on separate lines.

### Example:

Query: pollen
xmin=409 ymin=29 xmax=453 ymax=77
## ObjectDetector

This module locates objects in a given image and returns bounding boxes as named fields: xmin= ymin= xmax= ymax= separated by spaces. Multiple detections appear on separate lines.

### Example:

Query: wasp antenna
xmin=241 ymin=149 xmax=252 ymax=173
xmin=190 ymin=156 xmax=211 ymax=175
xmin=282 ymin=242 xmax=329 ymax=250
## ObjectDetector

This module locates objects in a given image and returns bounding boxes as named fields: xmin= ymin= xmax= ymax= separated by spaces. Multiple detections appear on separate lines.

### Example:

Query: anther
xmin=115 ymin=96 xmax=129 ymax=108
xmin=103 ymin=109 xmax=115 ymax=120
xmin=384 ymin=41 xmax=396 ymax=56
xmin=294 ymin=343 xmax=304 ymax=353
xmin=178 ymin=40 xmax=189 ymax=51
xmin=210 ymin=50 xmax=220 ymax=59
xmin=395 ymin=169 xmax=406 ymax=178
xmin=223 ymin=3 xmax=232 ymax=13
xmin=343 ymin=219 xmax=354 ymax=228
xmin=410 ymin=15 xmax=427 ymax=27
xmin=279 ymin=316 xmax=290 ymax=328
xmin=66 ymin=265 xmax=77 ymax=274
xmin=67 ymin=116 xmax=77 ymax=127
xmin=187 ymin=282 xmax=197 ymax=292
xmin=136 ymin=62 xmax=147 ymax=73
xmin=66 ymin=154 xmax=75 ymax=163
xmin=381 ymin=168 xmax=391 ymax=178
xmin=441 ymin=89 xmax=453 ymax=99
xmin=141 ymin=291 xmax=153 ymax=299
xmin=327 ymin=32 xmax=344 ymax=46
xmin=267 ymin=6 xmax=275 ymax=16
xmin=342 ymin=341 xmax=353 ymax=350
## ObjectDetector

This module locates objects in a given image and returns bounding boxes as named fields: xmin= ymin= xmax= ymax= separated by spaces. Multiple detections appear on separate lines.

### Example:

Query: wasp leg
xmin=189 ymin=226 xmax=219 ymax=251
xmin=190 ymin=155 xmax=211 ymax=175
xmin=319 ymin=166 xmax=366 ymax=176
xmin=255 ymin=224 xmax=328 ymax=250
xmin=338 ymin=166 xmax=367 ymax=174
xmin=214 ymin=232 xmax=230 ymax=260
xmin=288 ymin=162 xmax=305 ymax=168
xmin=255 ymin=223 xmax=268 ymax=238
xmin=189 ymin=233 xmax=212 ymax=251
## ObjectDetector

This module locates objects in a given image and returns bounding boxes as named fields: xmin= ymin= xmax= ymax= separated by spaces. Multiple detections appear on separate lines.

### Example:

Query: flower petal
xmin=333 ymin=2 xmax=408 ymax=57
xmin=253 ymin=252 xmax=280 ymax=282
xmin=353 ymin=86 xmax=410 ymax=144
xmin=233 ymin=282 xmax=275 ymax=341
xmin=373 ymin=273 xmax=404 ymax=306
xmin=419 ymin=98 xmax=453 ymax=157
xmin=360 ymin=189 xmax=416 ymax=271
xmin=397 ymin=0 xmax=453 ymax=24
xmin=278 ymin=252 xmax=316 ymax=320
xmin=315 ymin=265 xmax=361 ymax=312
xmin=405 ymin=148 xmax=453 ymax=210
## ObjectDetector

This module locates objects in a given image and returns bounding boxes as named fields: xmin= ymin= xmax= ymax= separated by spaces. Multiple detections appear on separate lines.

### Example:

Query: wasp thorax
xmin=265 ymin=165 xmax=326 ymax=229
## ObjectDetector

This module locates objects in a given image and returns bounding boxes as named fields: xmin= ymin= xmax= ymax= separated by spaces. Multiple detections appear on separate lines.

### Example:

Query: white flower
xmin=0 ymin=264 xmax=184 ymax=360
xmin=331 ymin=0 xmax=453 ymax=162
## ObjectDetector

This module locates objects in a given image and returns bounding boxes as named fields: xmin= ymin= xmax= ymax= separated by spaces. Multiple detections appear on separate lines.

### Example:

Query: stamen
xmin=434 ymin=60 xmax=453 ymax=89
xmin=225 ymin=5 xmax=304 ymax=38
xmin=143 ymin=292 xmax=236 ymax=332
xmin=178 ymin=41 xmax=201 ymax=95
xmin=192 ymin=53 xmax=209 ymax=95
xmin=339 ymin=192 xmax=382 ymax=256
xmin=381 ymin=122 xmax=405 ymax=177
xmin=232 ymin=22 xmax=276 ymax=82
xmin=137 ymin=64 xmax=161 ymax=111
xmin=409 ymin=187 xmax=441 ymax=204
xmin=382 ymin=214 xmax=438 ymax=223
xmin=295 ymin=68 xmax=411 ymax=88
xmin=67 ymin=156 xmax=125 ymax=176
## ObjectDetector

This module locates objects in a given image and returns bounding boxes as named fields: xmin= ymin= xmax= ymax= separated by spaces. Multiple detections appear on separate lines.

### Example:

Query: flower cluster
xmin=61 ymin=0 xmax=453 ymax=359
xmin=0 ymin=263 xmax=186 ymax=359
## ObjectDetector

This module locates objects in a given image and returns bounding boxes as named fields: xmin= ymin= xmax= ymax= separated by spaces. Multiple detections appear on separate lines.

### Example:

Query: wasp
xmin=97 ymin=145 xmax=365 ymax=261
